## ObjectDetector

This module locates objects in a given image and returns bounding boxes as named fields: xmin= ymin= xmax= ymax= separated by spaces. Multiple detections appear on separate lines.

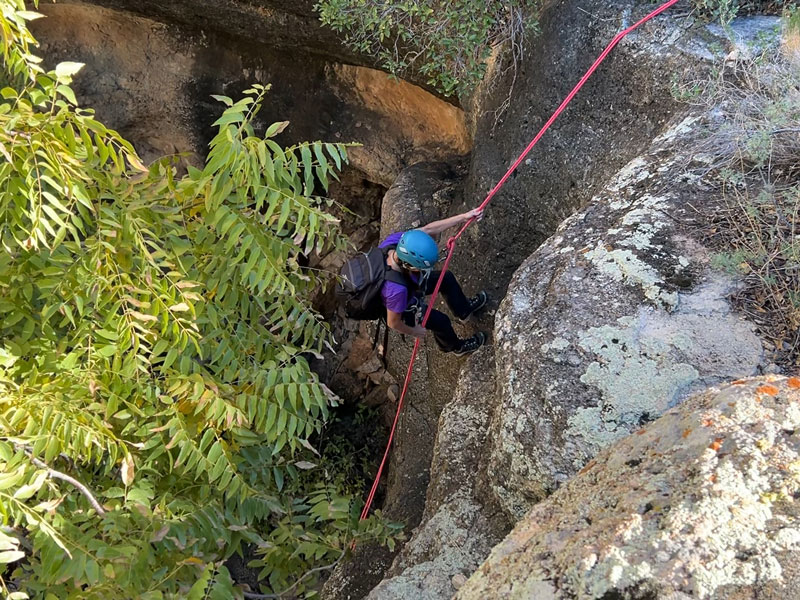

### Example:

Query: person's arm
xmin=386 ymin=310 xmax=427 ymax=339
xmin=419 ymin=207 xmax=483 ymax=236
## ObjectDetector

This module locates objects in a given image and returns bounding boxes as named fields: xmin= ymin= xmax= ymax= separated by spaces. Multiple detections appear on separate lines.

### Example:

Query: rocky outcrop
xmin=457 ymin=375 xmax=800 ymax=600
xmin=364 ymin=8 xmax=783 ymax=599
xmin=365 ymin=352 xmax=506 ymax=600
xmin=56 ymin=0 xmax=356 ymax=64
xmin=33 ymin=2 xmax=469 ymax=185
xmin=451 ymin=0 xmax=687 ymax=306
xmin=489 ymin=105 xmax=767 ymax=518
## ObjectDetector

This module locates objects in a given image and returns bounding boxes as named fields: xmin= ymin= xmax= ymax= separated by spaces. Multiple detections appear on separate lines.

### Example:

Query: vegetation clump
xmin=683 ymin=9 xmax=800 ymax=368
xmin=315 ymin=0 xmax=542 ymax=97
xmin=0 ymin=1 xmax=398 ymax=597
xmin=691 ymin=0 xmax=793 ymax=24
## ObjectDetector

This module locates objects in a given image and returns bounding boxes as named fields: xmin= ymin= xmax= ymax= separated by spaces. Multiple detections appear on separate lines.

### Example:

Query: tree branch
xmin=242 ymin=550 xmax=345 ymax=599
xmin=26 ymin=454 xmax=106 ymax=516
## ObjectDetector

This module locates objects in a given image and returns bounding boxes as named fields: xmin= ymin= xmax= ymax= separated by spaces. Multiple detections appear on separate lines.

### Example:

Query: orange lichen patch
xmin=636 ymin=429 xmax=647 ymax=435
xmin=757 ymin=384 xmax=780 ymax=396
xmin=709 ymin=438 xmax=723 ymax=451
xmin=579 ymin=460 xmax=597 ymax=475
xmin=682 ymin=428 xmax=692 ymax=439
xmin=788 ymin=377 xmax=800 ymax=389
xmin=732 ymin=379 xmax=748 ymax=385
xmin=709 ymin=474 xmax=717 ymax=483
xmin=702 ymin=418 xmax=714 ymax=427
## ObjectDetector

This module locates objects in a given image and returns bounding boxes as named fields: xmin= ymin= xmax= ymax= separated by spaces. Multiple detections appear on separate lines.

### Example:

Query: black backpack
xmin=336 ymin=246 xmax=412 ymax=320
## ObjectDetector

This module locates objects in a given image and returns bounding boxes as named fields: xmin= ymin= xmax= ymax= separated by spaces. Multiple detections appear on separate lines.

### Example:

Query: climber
xmin=379 ymin=209 xmax=489 ymax=356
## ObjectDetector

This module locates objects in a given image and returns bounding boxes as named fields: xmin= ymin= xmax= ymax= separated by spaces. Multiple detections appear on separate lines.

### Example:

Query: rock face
xmin=363 ymin=8 xmax=783 ymax=600
xmin=451 ymin=0 xmax=685 ymax=307
xmin=58 ymin=0 xmax=356 ymax=63
xmin=365 ymin=351 xmax=506 ymax=600
xmin=489 ymin=104 xmax=768 ymax=519
xmin=33 ymin=2 xmax=469 ymax=185
xmin=322 ymin=162 xmax=480 ymax=599
xmin=456 ymin=375 xmax=800 ymax=600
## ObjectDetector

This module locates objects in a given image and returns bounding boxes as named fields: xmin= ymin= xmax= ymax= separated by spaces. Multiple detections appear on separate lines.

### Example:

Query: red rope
xmin=359 ymin=0 xmax=682 ymax=523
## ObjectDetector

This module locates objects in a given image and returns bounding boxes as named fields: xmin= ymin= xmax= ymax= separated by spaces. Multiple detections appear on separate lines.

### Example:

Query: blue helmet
xmin=396 ymin=230 xmax=439 ymax=270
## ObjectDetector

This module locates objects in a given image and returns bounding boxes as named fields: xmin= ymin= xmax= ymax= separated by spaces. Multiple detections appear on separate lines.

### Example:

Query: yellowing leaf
xmin=125 ymin=152 xmax=148 ymax=172
xmin=33 ymin=497 xmax=64 ymax=514
xmin=265 ymin=121 xmax=289 ymax=138
xmin=54 ymin=61 xmax=84 ymax=80
xmin=168 ymin=303 xmax=190 ymax=312
xmin=16 ymin=10 xmax=45 ymax=20
xmin=150 ymin=524 xmax=170 ymax=543
xmin=121 ymin=454 xmax=135 ymax=487
xmin=129 ymin=310 xmax=157 ymax=322
xmin=0 ymin=550 xmax=25 ymax=564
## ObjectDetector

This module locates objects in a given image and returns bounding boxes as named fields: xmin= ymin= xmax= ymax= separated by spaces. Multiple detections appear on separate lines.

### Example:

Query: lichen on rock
xmin=490 ymin=96 xmax=768 ymax=518
xmin=457 ymin=376 xmax=800 ymax=600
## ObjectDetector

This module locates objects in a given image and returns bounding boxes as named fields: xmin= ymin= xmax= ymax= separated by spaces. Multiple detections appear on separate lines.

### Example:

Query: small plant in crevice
xmin=681 ymin=34 xmax=800 ymax=368
xmin=690 ymin=0 xmax=792 ymax=25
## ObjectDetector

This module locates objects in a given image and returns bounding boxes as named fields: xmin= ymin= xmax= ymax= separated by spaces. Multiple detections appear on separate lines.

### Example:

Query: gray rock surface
xmin=357 ymin=5 xmax=780 ymax=599
xmin=456 ymin=375 xmax=800 ymax=600
xmin=489 ymin=105 xmax=767 ymax=519
xmin=365 ymin=352 xmax=506 ymax=600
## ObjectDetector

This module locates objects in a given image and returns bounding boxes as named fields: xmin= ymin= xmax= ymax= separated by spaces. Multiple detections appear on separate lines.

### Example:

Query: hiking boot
xmin=452 ymin=332 xmax=487 ymax=356
xmin=459 ymin=291 xmax=489 ymax=322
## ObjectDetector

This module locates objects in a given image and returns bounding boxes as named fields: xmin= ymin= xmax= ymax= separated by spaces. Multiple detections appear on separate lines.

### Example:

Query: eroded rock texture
xmin=490 ymin=105 xmax=769 ymax=519
xmin=365 ymin=352 xmax=506 ymax=600
xmin=33 ymin=2 xmax=469 ymax=185
xmin=457 ymin=376 xmax=800 ymax=600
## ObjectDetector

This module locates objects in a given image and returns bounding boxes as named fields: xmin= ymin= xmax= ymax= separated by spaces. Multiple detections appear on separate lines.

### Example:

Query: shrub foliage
xmin=691 ymin=0 xmax=792 ymax=24
xmin=0 ymin=2 xmax=396 ymax=597
xmin=316 ymin=0 xmax=541 ymax=96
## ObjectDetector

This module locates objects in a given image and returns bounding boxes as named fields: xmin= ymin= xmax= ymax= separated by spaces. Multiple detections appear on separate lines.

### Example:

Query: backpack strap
xmin=384 ymin=269 xmax=411 ymax=286
xmin=380 ymin=244 xmax=416 ymax=288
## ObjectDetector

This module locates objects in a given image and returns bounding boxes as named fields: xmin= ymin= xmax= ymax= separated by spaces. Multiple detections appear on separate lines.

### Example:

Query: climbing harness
xmin=358 ymin=0 xmax=682 ymax=524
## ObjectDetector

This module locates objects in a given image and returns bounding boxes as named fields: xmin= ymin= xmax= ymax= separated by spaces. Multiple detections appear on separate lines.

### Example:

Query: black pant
xmin=401 ymin=271 xmax=470 ymax=352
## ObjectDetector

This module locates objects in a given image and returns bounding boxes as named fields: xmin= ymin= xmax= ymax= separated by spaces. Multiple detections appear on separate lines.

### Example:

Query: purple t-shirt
xmin=379 ymin=232 xmax=420 ymax=314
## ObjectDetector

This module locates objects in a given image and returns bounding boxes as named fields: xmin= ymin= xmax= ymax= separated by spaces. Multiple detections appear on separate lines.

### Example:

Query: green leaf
xmin=212 ymin=111 xmax=245 ymax=127
xmin=273 ymin=467 xmax=284 ymax=492
xmin=210 ymin=94 xmax=233 ymax=106
xmin=96 ymin=344 xmax=117 ymax=357
xmin=56 ymin=84 xmax=78 ymax=105
xmin=13 ymin=470 xmax=47 ymax=500
xmin=276 ymin=198 xmax=292 ymax=232
xmin=187 ymin=565 xmax=212 ymax=600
